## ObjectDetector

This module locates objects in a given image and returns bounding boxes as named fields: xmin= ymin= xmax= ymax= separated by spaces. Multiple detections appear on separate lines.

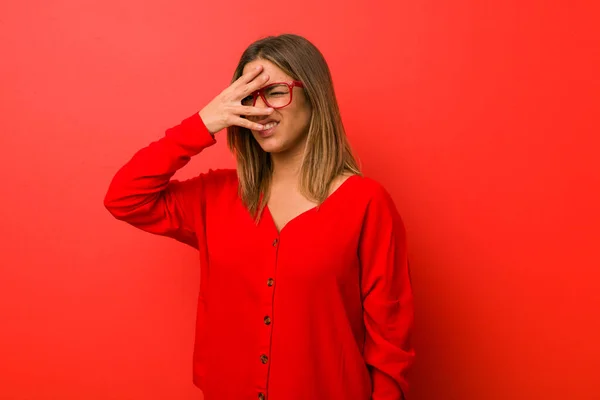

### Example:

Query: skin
xmin=242 ymin=59 xmax=313 ymax=170
xmin=199 ymin=61 xmax=351 ymax=232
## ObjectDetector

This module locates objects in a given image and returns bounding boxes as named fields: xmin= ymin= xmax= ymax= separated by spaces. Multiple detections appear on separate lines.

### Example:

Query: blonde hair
xmin=226 ymin=34 xmax=361 ymax=219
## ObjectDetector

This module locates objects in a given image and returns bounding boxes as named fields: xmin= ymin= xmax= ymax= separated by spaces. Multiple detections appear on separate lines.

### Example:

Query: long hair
xmin=226 ymin=34 xmax=361 ymax=219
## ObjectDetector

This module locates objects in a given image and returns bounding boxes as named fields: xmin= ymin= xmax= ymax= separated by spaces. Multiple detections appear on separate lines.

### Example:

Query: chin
xmin=249 ymin=129 xmax=282 ymax=152
xmin=251 ymin=127 xmax=306 ymax=155
xmin=255 ymin=137 xmax=288 ymax=154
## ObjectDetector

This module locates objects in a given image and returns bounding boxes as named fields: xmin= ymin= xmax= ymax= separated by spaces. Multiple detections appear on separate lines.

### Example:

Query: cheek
xmin=281 ymin=113 xmax=304 ymax=136
xmin=297 ymin=109 xmax=312 ymax=133
xmin=283 ymin=104 xmax=311 ymax=130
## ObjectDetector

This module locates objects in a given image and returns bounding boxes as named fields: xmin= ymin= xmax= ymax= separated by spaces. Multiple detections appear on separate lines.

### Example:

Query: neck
xmin=270 ymin=143 xmax=305 ymax=183
xmin=271 ymin=151 xmax=303 ymax=182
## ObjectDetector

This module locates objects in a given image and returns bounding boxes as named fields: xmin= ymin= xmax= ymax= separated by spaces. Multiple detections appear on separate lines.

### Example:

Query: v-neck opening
xmin=264 ymin=174 xmax=360 ymax=236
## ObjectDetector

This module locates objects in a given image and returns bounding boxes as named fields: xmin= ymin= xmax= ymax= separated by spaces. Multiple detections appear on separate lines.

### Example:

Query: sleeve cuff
xmin=165 ymin=112 xmax=217 ymax=153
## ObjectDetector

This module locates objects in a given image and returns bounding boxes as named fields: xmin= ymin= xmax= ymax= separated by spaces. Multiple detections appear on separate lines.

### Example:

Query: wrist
xmin=198 ymin=110 xmax=218 ymax=135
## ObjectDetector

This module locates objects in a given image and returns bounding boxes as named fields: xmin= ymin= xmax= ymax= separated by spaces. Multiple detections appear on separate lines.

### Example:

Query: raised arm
xmin=104 ymin=64 xmax=276 ymax=247
xmin=103 ymin=113 xmax=217 ymax=247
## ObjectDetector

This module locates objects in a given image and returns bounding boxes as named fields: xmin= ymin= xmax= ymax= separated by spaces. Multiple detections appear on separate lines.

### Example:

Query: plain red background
xmin=1 ymin=0 xmax=599 ymax=399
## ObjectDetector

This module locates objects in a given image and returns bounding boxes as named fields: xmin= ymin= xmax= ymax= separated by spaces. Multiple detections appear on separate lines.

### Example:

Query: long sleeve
xmin=358 ymin=184 xmax=415 ymax=400
xmin=103 ymin=112 xmax=217 ymax=248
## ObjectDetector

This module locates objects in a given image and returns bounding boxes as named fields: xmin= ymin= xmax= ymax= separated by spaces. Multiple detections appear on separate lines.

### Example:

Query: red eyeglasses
xmin=241 ymin=81 xmax=304 ymax=109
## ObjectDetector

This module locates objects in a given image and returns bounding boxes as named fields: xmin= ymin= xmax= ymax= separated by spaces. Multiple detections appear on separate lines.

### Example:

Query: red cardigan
xmin=104 ymin=113 xmax=415 ymax=400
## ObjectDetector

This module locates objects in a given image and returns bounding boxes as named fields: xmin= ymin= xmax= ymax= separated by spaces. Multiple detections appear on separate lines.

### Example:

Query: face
xmin=242 ymin=59 xmax=312 ymax=155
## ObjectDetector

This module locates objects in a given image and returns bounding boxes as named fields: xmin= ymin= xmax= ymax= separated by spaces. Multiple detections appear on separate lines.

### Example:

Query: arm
xmin=103 ymin=113 xmax=216 ymax=248
xmin=104 ymin=65 xmax=277 ymax=247
xmin=359 ymin=185 xmax=415 ymax=400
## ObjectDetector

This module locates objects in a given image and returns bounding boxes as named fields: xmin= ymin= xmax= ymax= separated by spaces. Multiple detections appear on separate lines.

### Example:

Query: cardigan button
xmin=258 ymin=393 xmax=265 ymax=400
xmin=264 ymin=316 xmax=271 ymax=325
xmin=267 ymin=278 xmax=274 ymax=287
xmin=272 ymin=238 xmax=279 ymax=247
xmin=260 ymin=354 xmax=269 ymax=364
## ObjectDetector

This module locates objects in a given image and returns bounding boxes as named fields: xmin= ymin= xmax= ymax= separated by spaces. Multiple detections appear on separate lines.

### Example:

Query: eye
xmin=265 ymin=84 xmax=289 ymax=96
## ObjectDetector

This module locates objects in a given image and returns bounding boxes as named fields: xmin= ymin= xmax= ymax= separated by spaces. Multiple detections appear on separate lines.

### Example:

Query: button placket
xmin=257 ymin=236 xmax=279 ymax=399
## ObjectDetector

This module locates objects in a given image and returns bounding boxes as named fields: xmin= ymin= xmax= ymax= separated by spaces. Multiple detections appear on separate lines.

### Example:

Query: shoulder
xmin=200 ymin=168 xmax=238 ymax=194
xmin=349 ymin=175 xmax=405 ymax=226
xmin=203 ymin=168 xmax=237 ymax=183
xmin=350 ymin=175 xmax=396 ymax=206
xmin=171 ymin=168 xmax=237 ymax=196
xmin=169 ymin=168 xmax=238 ymax=207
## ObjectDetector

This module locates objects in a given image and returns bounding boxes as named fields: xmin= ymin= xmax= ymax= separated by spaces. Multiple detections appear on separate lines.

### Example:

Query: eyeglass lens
xmin=242 ymin=84 xmax=291 ymax=108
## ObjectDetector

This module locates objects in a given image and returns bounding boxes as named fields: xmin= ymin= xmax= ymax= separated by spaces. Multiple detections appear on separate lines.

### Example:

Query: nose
xmin=254 ymin=95 xmax=269 ymax=108
xmin=248 ymin=95 xmax=270 ymax=123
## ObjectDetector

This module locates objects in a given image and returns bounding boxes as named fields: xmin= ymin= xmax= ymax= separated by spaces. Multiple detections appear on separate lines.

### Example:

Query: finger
xmin=247 ymin=71 xmax=270 ymax=91
xmin=233 ymin=65 xmax=264 ymax=88
xmin=238 ymin=72 xmax=270 ymax=98
xmin=233 ymin=105 xmax=274 ymax=116
xmin=231 ymin=116 xmax=264 ymax=131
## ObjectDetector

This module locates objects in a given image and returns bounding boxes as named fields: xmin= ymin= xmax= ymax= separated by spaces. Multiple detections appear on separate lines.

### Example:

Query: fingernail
xmin=257 ymin=124 xmax=264 ymax=130
xmin=267 ymin=108 xmax=274 ymax=112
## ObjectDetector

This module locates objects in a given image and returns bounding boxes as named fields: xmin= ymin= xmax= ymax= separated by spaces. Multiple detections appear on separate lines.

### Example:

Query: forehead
xmin=242 ymin=59 xmax=292 ymax=83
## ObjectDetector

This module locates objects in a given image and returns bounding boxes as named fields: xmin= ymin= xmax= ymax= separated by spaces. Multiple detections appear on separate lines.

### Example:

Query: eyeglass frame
xmin=242 ymin=80 xmax=304 ymax=109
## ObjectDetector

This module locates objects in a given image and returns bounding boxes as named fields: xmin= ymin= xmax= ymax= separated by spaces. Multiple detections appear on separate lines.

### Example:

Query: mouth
xmin=256 ymin=120 xmax=279 ymax=137
xmin=263 ymin=121 xmax=279 ymax=130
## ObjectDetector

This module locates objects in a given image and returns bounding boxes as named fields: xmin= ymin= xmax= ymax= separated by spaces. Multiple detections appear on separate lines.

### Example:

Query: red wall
xmin=1 ymin=1 xmax=598 ymax=399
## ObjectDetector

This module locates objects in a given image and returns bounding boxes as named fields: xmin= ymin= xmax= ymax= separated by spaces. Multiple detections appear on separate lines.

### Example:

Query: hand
xmin=198 ymin=65 xmax=274 ymax=134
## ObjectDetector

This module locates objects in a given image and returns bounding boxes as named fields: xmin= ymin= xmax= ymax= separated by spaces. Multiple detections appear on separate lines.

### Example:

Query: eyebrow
xmin=265 ymin=83 xmax=288 ymax=90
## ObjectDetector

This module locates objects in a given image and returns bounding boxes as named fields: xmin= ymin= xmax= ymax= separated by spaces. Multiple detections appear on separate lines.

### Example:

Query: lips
xmin=256 ymin=118 xmax=279 ymax=126
xmin=263 ymin=121 xmax=279 ymax=130
xmin=253 ymin=118 xmax=279 ymax=137
xmin=257 ymin=120 xmax=279 ymax=137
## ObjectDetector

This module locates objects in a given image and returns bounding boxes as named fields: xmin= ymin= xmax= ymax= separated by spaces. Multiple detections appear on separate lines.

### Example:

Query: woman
xmin=104 ymin=34 xmax=414 ymax=400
